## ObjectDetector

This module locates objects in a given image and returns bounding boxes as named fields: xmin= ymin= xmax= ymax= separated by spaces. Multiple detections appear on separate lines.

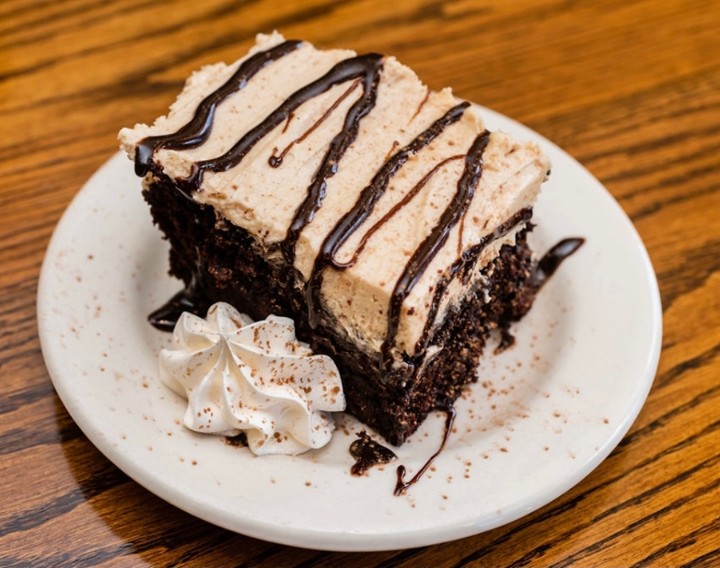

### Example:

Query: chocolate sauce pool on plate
xmin=349 ymin=431 xmax=397 ymax=476
xmin=532 ymin=237 xmax=585 ymax=288
xmin=348 ymin=408 xmax=455 ymax=496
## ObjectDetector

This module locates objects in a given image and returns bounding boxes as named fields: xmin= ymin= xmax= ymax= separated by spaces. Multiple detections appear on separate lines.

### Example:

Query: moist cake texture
xmin=119 ymin=32 xmax=551 ymax=446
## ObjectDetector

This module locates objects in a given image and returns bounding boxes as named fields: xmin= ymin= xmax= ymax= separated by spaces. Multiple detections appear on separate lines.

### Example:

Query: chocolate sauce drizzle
xmin=532 ymin=237 xmax=585 ymax=288
xmin=166 ymin=52 xmax=384 ymax=269
xmin=336 ymin=154 xmax=466 ymax=269
xmin=409 ymin=87 xmax=431 ymax=123
xmin=306 ymin=102 xmax=470 ymax=328
xmin=394 ymin=405 xmax=456 ymax=495
xmin=268 ymin=78 xmax=362 ymax=168
xmin=148 ymin=279 xmax=209 ymax=331
xmin=134 ymin=40 xmax=303 ymax=178
xmin=278 ymin=56 xmax=384 ymax=266
xmin=381 ymin=130 xmax=491 ymax=368
xmin=413 ymin=207 xmax=533 ymax=358
xmin=349 ymin=408 xmax=456 ymax=495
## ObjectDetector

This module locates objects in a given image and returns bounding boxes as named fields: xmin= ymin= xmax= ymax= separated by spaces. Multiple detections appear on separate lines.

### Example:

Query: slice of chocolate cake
xmin=119 ymin=32 xmax=550 ymax=446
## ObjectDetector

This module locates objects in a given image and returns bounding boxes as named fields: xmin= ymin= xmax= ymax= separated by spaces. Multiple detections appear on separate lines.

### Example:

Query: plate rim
xmin=37 ymin=105 xmax=662 ymax=551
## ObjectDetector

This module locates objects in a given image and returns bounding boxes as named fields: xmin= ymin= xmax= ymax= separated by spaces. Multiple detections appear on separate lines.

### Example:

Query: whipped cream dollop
xmin=160 ymin=302 xmax=345 ymax=455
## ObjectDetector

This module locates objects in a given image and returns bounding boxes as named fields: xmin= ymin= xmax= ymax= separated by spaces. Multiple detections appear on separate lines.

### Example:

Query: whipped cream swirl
xmin=160 ymin=302 xmax=345 ymax=455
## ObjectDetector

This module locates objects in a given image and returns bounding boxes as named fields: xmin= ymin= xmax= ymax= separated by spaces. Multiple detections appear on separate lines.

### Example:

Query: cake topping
xmin=160 ymin=302 xmax=345 ymax=455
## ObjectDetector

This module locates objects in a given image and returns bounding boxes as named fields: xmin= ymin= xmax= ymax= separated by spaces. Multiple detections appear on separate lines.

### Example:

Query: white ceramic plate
xmin=38 ymin=106 xmax=661 ymax=552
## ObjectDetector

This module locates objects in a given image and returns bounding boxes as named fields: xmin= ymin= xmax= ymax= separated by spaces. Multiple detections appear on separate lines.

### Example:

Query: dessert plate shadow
xmin=37 ymin=106 xmax=662 ymax=552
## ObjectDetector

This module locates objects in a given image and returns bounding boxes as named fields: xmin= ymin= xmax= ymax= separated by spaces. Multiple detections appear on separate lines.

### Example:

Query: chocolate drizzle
xmin=148 ymin=268 xmax=211 ymax=331
xmin=381 ymin=130 xmax=491 ymax=368
xmin=134 ymin=40 xmax=303 ymax=178
xmin=409 ymin=87 xmax=431 ymax=123
xmin=179 ymin=53 xmax=383 ymax=193
xmin=137 ymin=40 xmax=387 ymax=266
xmin=148 ymin=281 xmax=209 ymax=332
xmin=268 ymin=78 xmax=362 ymax=168
xmin=394 ymin=405 xmax=456 ymax=495
xmin=532 ymin=237 xmax=585 ymax=288
xmin=306 ymin=102 xmax=470 ymax=327
xmin=413 ymin=207 xmax=533 ymax=358
xmin=349 ymin=406 xmax=457 ymax=495
xmin=340 ymin=154 xmax=466 ymax=268
xmin=278 ymin=55 xmax=384 ymax=266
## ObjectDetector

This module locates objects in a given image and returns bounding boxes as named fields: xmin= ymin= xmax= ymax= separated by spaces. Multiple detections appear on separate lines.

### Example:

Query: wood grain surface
xmin=2 ymin=0 xmax=718 ymax=566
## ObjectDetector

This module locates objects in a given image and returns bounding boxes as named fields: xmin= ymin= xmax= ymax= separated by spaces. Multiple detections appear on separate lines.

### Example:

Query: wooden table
xmin=2 ymin=0 xmax=718 ymax=565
